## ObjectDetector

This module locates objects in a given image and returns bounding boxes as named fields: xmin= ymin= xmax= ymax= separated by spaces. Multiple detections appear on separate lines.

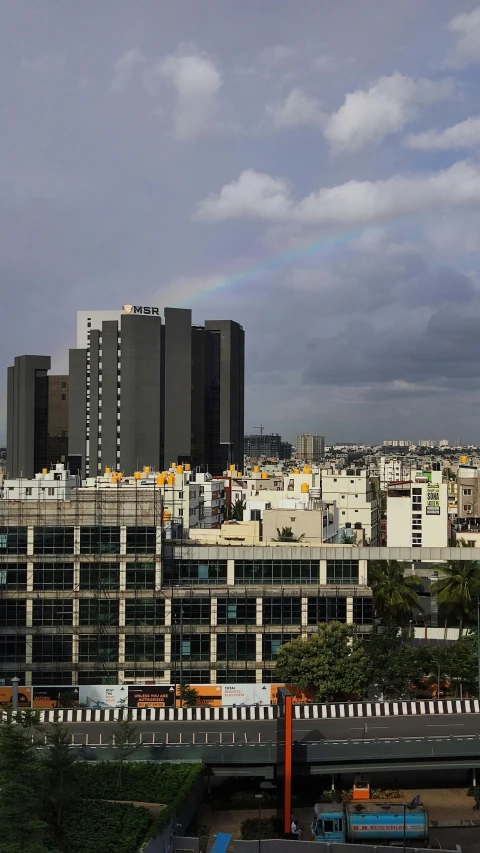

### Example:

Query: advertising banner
xmin=270 ymin=684 xmax=315 ymax=705
xmin=426 ymin=483 xmax=440 ymax=515
xmin=190 ymin=685 xmax=222 ymax=707
xmin=128 ymin=685 xmax=175 ymax=708
xmin=222 ymin=684 xmax=276 ymax=705
xmin=79 ymin=685 xmax=128 ymax=709
xmin=32 ymin=686 xmax=79 ymax=709
xmin=0 ymin=686 xmax=31 ymax=706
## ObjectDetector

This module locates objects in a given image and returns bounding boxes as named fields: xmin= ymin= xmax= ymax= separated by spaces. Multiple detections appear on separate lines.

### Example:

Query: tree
xmin=0 ymin=715 xmax=51 ymax=852
xmin=430 ymin=557 xmax=480 ymax=636
xmin=180 ymin=685 xmax=199 ymax=707
xmin=337 ymin=530 xmax=354 ymax=544
xmin=368 ymin=560 xmax=420 ymax=626
xmin=273 ymin=526 xmax=304 ymax=542
xmin=364 ymin=629 xmax=424 ymax=699
xmin=274 ymin=622 xmax=370 ymax=701
xmin=229 ymin=499 xmax=246 ymax=521
xmin=42 ymin=723 xmax=76 ymax=844
xmin=112 ymin=710 xmax=138 ymax=790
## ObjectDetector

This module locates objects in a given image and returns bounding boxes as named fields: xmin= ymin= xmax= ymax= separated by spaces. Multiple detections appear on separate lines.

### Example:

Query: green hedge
xmin=148 ymin=763 xmax=204 ymax=838
xmin=62 ymin=800 xmax=152 ymax=853
xmin=73 ymin=761 xmax=202 ymax=804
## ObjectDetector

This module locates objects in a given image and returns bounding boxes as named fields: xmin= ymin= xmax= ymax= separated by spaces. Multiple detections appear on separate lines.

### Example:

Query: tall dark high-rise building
xmin=6 ymin=356 xmax=69 ymax=478
xmin=68 ymin=306 xmax=244 ymax=477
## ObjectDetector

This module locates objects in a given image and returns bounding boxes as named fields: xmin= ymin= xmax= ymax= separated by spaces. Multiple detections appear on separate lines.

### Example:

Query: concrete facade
xmin=387 ymin=470 xmax=448 ymax=547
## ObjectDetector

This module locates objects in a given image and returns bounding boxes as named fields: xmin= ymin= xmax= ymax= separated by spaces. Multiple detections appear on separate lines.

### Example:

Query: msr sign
xmin=123 ymin=305 xmax=160 ymax=315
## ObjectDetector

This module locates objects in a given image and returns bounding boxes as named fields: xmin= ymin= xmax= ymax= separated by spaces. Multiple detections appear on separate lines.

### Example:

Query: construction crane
xmin=253 ymin=425 xmax=265 ymax=435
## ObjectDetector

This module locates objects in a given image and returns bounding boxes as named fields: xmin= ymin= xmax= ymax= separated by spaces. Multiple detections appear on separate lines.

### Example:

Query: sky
xmin=2 ymin=1 xmax=480 ymax=445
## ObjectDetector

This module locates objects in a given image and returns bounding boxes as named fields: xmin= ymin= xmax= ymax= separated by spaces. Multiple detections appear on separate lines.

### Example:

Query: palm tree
xmin=368 ymin=560 xmax=420 ymax=626
xmin=273 ymin=526 xmax=305 ymax=542
xmin=430 ymin=557 xmax=480 ymax=636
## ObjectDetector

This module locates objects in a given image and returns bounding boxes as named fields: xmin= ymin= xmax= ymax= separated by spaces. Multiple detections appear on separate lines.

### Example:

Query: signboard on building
xmin=0 ymin=686 xmax=31 ymax=706
xmin=32 ymin=687 xmax=79 ymax=708
xmin=190 ymin=685 xmax=222 ymax=707
xmin=426 ymin=483 xmax=440 ymax=515
xmin=79 ymin=685 xmax=128 ymax=709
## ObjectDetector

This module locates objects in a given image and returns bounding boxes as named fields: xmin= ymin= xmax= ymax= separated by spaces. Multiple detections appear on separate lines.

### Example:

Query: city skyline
xmin=2 ymin=1 xmax=480 ymax=442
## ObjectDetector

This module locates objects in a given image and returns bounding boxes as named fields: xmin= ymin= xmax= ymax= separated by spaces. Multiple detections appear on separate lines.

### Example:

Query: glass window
xmin=0 ymin=636 xmax=26 ymax=662
xmin=234 ymin=560 xmax=319 ymax=585
xmin=77 ymin=670 xmax=117 ymax=684
xmin=0 ymin=527 xmax=28 ymax=554
xmin=34 ymin=527 xmax=74 ymax=555
xmin=170 ymin=669 xmax=211 ymax=684
xmin=32 ymin=671 xmax=73 ymax=685
xmin=171 ymin=634 xmax=210 ymax=661
xmin=0 ymin=564 xmax=27 ymax=590
xmin=33 ymin=564 xmax=74 ymax=590
xmin=261 ymin=668 xmax=276 ymax=683
xmin=80 ymin=526 xmax=120 ymax=554
xmin=262 ymin=597 xmax=301 ymax=625
xmin=353 ymin=598 xmax=373 ymax=625
xmin=125 ymin=599 xmax=165 ymax=626
xmin=326 ymin=560 xmax=359 ymax=584
xmin=0 ymin=600 xmax=26 ymax=626
xmin=79 ymin=563 xmax=119 ymax=590
xmin=79 ymin=599 xmax=119 ymax=626
xmin=124 ymin=635 xmax=165 ymax=662
xmin=308 ymin=597 xmax=347 ymax=624
xmin=215 ymin=669 xmax=256 ymax=683
xmin=217 ymin=634 xmax=256 ymax=661
xmin=125 ymin=563 xmax=155 ymax=590
xmin=216 ymin=598 xmax=256 ymax=625
xmin=172 ymin=598 xmax=211 ymax=625
xmin=262 ymin=633 xmax=295 ymax=660
xmin=163 ymin=559 xmax=227 ymax=586
xmin=78 ymin=635 xmax=118 ymax=662
xmin=126 ymin=527 xmax=156 ymax=555
xmin=32 ymin=635 xmax=73 ymax=663
xmin=33 ymin=600 xmax=73 ymax=627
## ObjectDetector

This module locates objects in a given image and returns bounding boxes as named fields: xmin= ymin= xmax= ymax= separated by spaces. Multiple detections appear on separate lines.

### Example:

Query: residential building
xmin=69 ymin=306 xmax=244 ymax=478
xmin=244 ymin=433 xmax=291 ymax=460
xmin=382 ymin=440 xmax=411 ymax=448
xmin=295 ymin=434 xmax=325 ymax=462
xmin=2 ymin=463 xmax=77 ymax=500
xmin=418 ymin=440 xmax=436 ymax=448
xmin=456 ymin=465 xmax=480 ymax=529
xmin=321 ymin=469 xmax=379 ymax=545
xmin=386 ymin=468 xmax=447 ymax=547
xmin=6 ymin=356 xmax=69 ymax=479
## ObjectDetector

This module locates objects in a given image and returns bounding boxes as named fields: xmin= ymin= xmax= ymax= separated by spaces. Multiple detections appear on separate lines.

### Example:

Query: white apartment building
xmin=386 ymin=469 xmax=447 ymax=547
xmin=295 ymin=434 xmax=325 ymax=462
xmin=321 ymin=469 xmax=379 ymax=545
xmin=2 ymin=463 xmax=77 ymax=500
xmin=382 ymin=440 xmax=411 ymax=448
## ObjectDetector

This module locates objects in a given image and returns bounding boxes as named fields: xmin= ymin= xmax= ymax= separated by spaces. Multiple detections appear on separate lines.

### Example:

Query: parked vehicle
xmin=312 ymin=801 xmax=429 ymax=844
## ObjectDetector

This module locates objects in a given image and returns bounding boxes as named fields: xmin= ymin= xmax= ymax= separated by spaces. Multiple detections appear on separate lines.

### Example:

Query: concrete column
xmin=256 ymin=597 xmax=263 ymax=626
xmin=25 ymin=599 xmax=32 ymax=628
xmin=155 ymin=558 xmax=161 ymax=590
xmin=256 ymin=631 xmax=263 ymax=663
xmin=210 ymin=633 xmax=217 ymax=663
xmin=74 ymin=526 xmax=81 ymax=557
xmin=118 ymin=630 xmax=125 ymax=665
xmin=119 ymin=561 xmax=126 ymax=592
xmin=227 ymin=559 xmax=235 ymax=585
xmin=346 ymin=597 xmax=354 ymax=624
xmin=319 ymin=559 xmax=327 ymax=585
xmin=120 ymin=526 xmax=127 ymax=556
xmin=211 ymin=597 xmax=217 ymax=627
xmin=27 ymin=527 xmax=34 ymax=557
xmin=155 ymin=526 xmax=162 ymax=559
xmin=118 ymin=598 xmax=125 ymax=628
xmin=164 ymin=598 xmax=172 ymax=626
xmin=73 ymin=561 xmax=80 ymax=592
xmin=164 ymin=633 xmax=171 ymax=663
xmin=210 ymin=668 xmax=217 ymax=683
xmin=301 ymin=597 xmax=308 ymax=627
xmin=72 ymin=633 xmax=78 ymax=666
xmin=358 ymin=559 xmax=368 ymax=585
xmin=72 ymin=598 xmax=79 ymax=628
xmin=26 ymin=559 xmax=33 ymax=593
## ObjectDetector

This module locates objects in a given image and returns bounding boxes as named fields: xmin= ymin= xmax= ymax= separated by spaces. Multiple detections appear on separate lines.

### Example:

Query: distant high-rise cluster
xmin=295 ymin=433 xmax=325 ymax=462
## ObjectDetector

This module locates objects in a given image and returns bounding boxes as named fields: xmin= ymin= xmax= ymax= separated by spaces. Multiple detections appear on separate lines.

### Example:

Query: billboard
xmin=32 ymin=687 xmax=79 ymax=709
xmin=79 ymin=685 xmax=128 ymax=709
xmin=128 ymin=685 xmax=175 ymax=708
xmin=189 ymin=685 xmax=222 ymax=707
xmin=0 ymin=686 xmax=31 ymax=706
xmin=426 ymin=483 xmax=440 ymax=515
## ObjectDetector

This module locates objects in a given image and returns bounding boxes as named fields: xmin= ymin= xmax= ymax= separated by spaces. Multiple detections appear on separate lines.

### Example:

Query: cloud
xmin=149 ymin=51 xmax=222 ymax=140
xmin=266 ymin=88 xmax=325 ymax=128
xmin=324 ymin=72 xmax=453 ymax=151
xmin=405 ymin=116 xmax=480 ymax=150
xmin=313 ymin=54 xmax=354 ymax=72
xmin=446 ymin=5 xmax=480 ymax=68
xmin=21 ymin=54 xmax=64 ymax=75
xmin=110 ymin=48 xmax=145 ymax=93
xmin=258 ymin=45 xmax=297 ymax=66
xmin=195 ymin=160 xmax=480 ymax=227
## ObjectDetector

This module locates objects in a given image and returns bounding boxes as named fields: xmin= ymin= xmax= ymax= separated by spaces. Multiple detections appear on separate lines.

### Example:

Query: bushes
xmin=148 ymin=763 xmax=204 ymax=838
xmin=240 ymin=817 xmax=283 ymax=840
xmin=72 ymin=761 xmax=202 ymax=804
xmin=62 ymin=800 xmax=152 ymax=853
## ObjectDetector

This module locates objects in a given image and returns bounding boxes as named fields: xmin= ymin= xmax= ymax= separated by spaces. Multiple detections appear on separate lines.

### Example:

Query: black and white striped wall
xmin=3 ymin=698 xmax=479 ymax=723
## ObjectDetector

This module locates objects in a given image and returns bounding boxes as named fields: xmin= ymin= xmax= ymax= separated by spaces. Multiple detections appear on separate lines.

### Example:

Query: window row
xmin=0 ymin=527 xmax=157 ymax=555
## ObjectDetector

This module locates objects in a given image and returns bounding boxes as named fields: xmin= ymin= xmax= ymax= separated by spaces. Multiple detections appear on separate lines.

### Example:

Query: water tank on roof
xmin=301 ymin=483 xmax=309 ymax=493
